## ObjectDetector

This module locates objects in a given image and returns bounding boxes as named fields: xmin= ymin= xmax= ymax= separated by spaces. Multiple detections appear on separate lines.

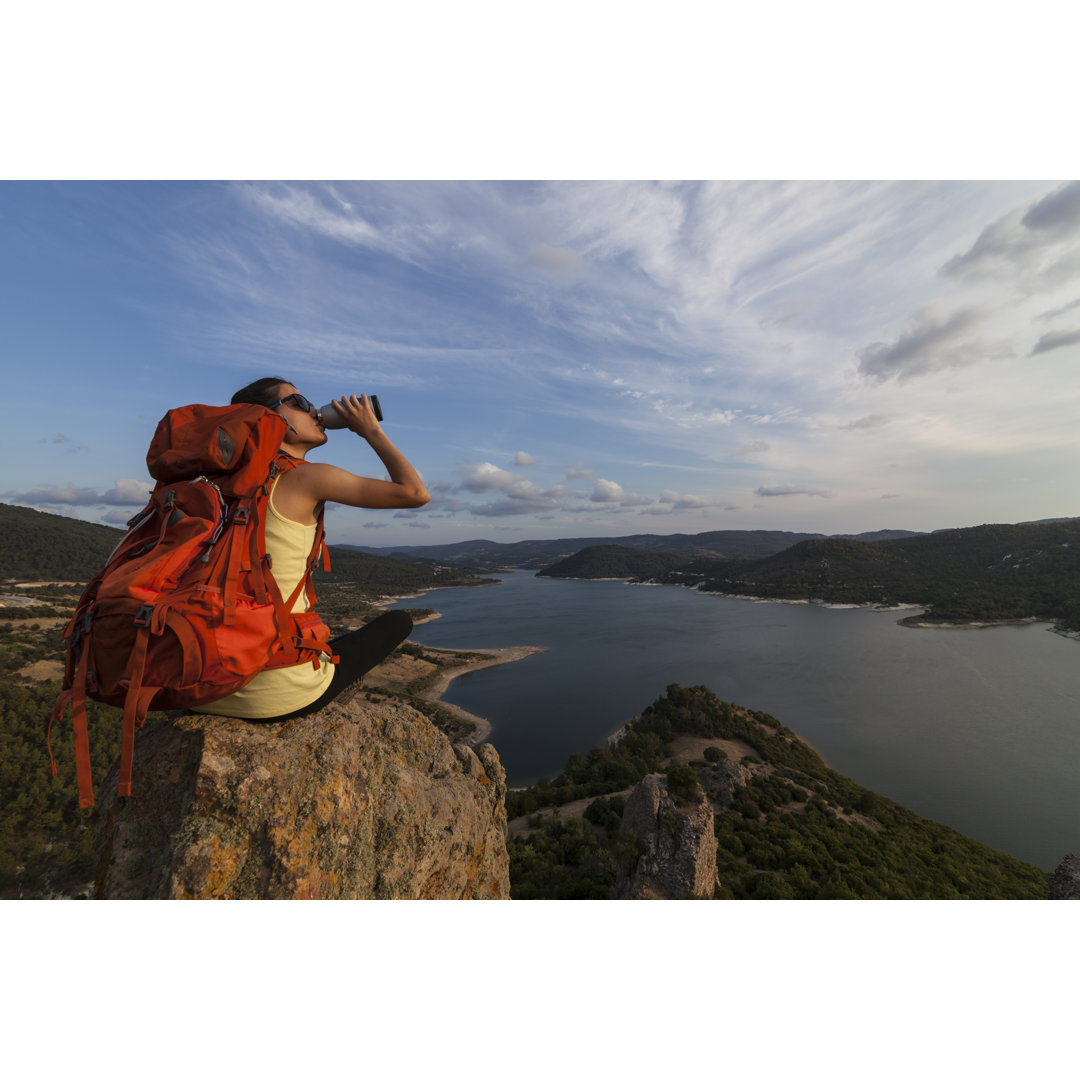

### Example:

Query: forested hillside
xmin=507 ymin=684 xmax=1050 ymax=900
xmin=0 ymin=504 xmax=125 ymax=581
xmin=539 ymin=520 xmax=1080 ymax=631
xmin=0 ymin=681 xmax=131 ymax=895
xmin=535 ymin=545 xmax=688 ymax=581
xmin=322 ymin=546 xmax=487 ymax=594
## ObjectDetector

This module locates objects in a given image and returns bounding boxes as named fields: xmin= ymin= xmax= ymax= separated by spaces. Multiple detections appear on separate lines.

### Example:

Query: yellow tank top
xmin=192 ymin=476 xmax=335 ymax=718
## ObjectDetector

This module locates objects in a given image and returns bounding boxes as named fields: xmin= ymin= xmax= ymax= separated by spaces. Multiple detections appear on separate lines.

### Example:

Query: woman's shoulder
xmin=270 ymin=459 xmax=325 ymax=524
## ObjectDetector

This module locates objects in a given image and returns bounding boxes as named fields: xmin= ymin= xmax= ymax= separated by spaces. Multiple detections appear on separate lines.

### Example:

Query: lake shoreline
xmin=546 ymin=575 xmax=1078 ymax=635
xmin=418 ymin=645 xmax=548 ymax=746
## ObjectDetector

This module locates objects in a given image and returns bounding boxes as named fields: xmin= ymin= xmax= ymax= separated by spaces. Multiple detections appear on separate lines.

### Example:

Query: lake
xmin=390 ymin=572 xmax=1080 ymax=871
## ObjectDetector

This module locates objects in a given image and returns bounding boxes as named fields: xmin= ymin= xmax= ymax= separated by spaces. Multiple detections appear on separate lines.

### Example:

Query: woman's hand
xmin=331 ymin=393 xmax=383 ymax=440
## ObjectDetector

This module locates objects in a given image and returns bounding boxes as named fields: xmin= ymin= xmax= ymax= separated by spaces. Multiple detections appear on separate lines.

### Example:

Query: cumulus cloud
xmin=659 ymin=490 xmax=710 ymax=511
xmin=566 ymin=461 xmax=593 ymax=479
xmin=754 ymin=483 xmax=833 ymax=498
xmin=457 ymin=462 xmax=547 ymax=501
xmin=856 ymin=307 xmax=1009 ymax=382
xmin=3 ymin=479 xmax=149 ymax=507
xmin=1031 ymin=328 xmax=1080 ymax=356
xmin=589 ymin=478 xmax=625 ymax=503
xmin=103 ymin=480 xmax=152 ymax=504
xmin=839 ymin=414 xmax=892 ymax=431
xmin=455 ymin=461 xmax=562 ymax=516
xmin=511 ymin=451 xmax=536 ymax=466
xmin=579 ymin=478 xmax=650 ymax=508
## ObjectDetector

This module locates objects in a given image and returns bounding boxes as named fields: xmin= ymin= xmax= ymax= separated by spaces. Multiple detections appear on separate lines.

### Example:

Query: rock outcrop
xmin=612 ymin=774 xmax=718 ymax=899
xmin=698 ymin=757 xmax=751 ymax=808
xmin=94 ymin=696 xmax=510 ymax=899
xmin=1049 ymin=853 xmax=1080 ymax=899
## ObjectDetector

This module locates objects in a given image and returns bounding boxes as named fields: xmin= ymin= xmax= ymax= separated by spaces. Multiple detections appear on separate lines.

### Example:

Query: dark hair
xmin=231 ymin=377 xmax=290 ymax=408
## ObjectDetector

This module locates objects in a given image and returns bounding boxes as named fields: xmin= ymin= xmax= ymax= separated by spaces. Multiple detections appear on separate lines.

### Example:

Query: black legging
xmin=256 ymin=609 xmax=413 ymax=721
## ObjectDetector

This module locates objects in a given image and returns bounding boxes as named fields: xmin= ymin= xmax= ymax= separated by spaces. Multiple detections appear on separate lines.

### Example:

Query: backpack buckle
xmin=134 ymin=603 xmax=155 ymax=626
xmin=232 ymin=507 xmax=250 ymax=525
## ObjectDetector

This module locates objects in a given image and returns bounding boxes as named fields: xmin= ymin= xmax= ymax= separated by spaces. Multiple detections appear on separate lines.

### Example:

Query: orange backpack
xmin=49 ymin=402 xmax=337 ymax=809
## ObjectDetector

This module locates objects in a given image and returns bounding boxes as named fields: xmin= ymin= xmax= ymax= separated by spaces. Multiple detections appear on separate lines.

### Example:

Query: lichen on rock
xmin=94 ymin=695 xmax=510 ymax=899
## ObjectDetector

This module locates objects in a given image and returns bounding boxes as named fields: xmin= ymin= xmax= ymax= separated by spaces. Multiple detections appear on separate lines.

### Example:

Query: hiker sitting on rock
xmin=191 ymin=377 xmax=430 ymax=721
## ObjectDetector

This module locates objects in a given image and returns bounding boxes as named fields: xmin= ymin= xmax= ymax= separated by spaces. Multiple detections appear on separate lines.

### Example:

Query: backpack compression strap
xmin=47 ymin=637 xmax=95 ymax=810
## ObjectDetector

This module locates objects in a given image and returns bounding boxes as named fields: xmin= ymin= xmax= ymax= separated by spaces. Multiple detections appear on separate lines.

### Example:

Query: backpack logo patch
xmin=217 ymin=426 xmax=236 ymax=466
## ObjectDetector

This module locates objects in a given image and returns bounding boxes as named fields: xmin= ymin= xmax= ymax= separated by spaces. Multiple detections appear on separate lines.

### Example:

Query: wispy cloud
xmin=38 ymin=432 xmax=89 ymax=453
xmin=839 ymin=414 xmax=892 ymax=431
xmin=1031 ymin=328 xmax=1080 ymax=356
xmin=941 ymin=181 xmax=1080 ymax=291
xmin=731 ymin=440 xmax=770 ymax=456
xmin=856 ymin=307 xmax=1004 ymax=382
xmin=755 ymin=483 xmax=834 ymax=498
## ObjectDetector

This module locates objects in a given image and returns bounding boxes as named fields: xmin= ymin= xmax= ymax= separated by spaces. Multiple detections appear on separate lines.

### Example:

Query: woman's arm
xmin=274 ymin=394 xmax=430 ymax=520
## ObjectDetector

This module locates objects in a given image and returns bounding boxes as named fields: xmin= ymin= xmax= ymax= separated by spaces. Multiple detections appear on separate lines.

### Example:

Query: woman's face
xmin=273 ymin=383 xmax=328 ymax=453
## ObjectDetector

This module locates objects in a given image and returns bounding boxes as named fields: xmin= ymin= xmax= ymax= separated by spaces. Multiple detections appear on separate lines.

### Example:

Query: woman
xmin=191 ymin=377 xmax=430 ymax=721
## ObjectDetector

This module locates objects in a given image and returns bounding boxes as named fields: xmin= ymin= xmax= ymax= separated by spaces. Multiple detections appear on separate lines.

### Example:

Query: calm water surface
xmin=391 ymin=572 xmax=1080 ymax=870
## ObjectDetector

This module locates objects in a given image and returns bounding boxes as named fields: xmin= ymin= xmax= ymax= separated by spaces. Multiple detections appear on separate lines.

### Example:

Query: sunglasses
xmin=273 ymin=392 xmax=317 ymax=417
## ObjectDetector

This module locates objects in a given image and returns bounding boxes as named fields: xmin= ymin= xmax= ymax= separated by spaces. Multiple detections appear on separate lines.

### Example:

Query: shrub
xmin=665 ymin=764 xmax=701 ymax=803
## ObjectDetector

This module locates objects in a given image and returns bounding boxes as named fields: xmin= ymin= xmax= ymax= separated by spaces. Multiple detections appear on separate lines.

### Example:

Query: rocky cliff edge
xmin=94 ymin=696 xmax=510 ymax=899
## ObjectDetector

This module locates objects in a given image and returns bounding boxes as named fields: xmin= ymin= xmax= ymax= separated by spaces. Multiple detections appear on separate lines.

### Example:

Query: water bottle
xmin=317 ymin=395 xmax=382 ymax=428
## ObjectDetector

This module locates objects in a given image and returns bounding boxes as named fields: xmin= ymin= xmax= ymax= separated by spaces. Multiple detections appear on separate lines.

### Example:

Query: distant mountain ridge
xmin=539 ymin=520 xmax=1080 ymax=631
xmin=345 ymin=527 xmax=924 ymax=569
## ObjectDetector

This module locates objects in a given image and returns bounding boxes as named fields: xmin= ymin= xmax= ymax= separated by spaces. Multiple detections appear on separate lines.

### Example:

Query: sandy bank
xmin=900 ymin=615 xmax=1048 ymax=630
xmin=418 ymin=645 xmax=547 ymax=745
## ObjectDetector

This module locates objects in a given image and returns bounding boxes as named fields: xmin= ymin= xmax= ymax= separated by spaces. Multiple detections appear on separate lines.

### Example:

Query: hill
xmin=347 ymin=528 xmax=922 ymax=569
xmin=539 ymin=520 xmax=1080 ymax=631
xmin=506 ymin=684 xmax=1050 ymax=899
xmin=0 ymin=504 xmax=125 ymax=581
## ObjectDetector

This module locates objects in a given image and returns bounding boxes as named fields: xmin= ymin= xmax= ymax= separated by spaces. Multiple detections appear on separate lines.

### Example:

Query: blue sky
xmin=3 ymin=179 xmax=1079 ymax=548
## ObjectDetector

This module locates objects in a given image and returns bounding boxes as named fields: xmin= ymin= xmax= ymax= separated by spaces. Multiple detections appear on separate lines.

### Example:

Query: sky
xmin=3 ymin=179 xmax=1078 ymax=548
